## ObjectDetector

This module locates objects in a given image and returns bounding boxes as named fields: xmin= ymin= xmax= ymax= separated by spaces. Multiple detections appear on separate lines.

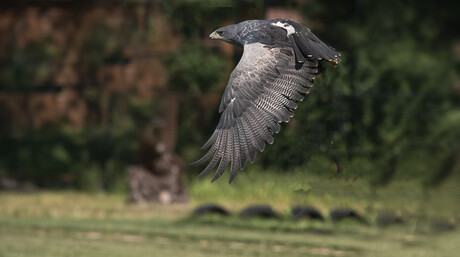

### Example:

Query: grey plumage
xmin=193 ymin=19 xmax=340 ymax=183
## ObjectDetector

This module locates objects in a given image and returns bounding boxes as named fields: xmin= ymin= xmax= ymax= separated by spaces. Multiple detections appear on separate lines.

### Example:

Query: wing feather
xmin=195 ymin=131 xmax=224 ymax=177
xmin=271 ymin=19 xmax=340 ymax=64
xmin=230 ymin=125 xmax=241 ymax=179
xmin=240 ymin=110 xmax=258 ymax=163
xmin=211 ymin=130 xmax=231 ymax=182
xmin=195 ymin=42 xmax=323 ymax=183
xmin=235 ymin=119 xmax=249 ymax=169
xmin=289 ymin=22 xmax=340 ymax=63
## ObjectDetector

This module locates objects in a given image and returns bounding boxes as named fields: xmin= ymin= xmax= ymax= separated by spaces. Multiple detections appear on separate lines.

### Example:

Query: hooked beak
xmin=209 ymin=31 xmax=223 ymax=40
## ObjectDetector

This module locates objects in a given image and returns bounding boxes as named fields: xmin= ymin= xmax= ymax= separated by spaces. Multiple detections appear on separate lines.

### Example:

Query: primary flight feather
xmin=192 ymin=19 xmax=340 ymax=183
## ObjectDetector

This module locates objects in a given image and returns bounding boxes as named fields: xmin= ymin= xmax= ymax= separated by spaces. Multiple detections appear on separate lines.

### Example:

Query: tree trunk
xmin=128 ymin=91 xmax=188 ymax=204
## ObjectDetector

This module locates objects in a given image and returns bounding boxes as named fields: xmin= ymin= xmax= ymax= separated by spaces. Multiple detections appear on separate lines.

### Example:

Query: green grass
xmin=0 ymin=171 xmax=459 ymax=257
xmin=1 ymin=214 xmax=459 ymax=257
xmin=189 ymin=167 xmax=460 ymax=220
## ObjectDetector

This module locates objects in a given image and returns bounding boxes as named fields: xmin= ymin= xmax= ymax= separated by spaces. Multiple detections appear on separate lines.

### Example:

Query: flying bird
xmin=193 ymin=19 xmax=340 ymax=183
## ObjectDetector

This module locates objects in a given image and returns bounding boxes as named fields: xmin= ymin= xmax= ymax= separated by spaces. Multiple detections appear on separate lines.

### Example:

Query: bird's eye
xmin=217 ymin=31 xmax=225 ymax=36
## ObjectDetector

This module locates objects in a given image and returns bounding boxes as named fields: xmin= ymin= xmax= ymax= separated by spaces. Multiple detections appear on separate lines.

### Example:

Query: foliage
xmin=162 ymin=0 xmax=460 ymax=191
xmin=162 ymin=0 xmax=264 ymax=38
xmin=0 ymin=0 xmax=459 ymax=191
xmin=0 ymin=7 xmax=154 ymax=191
xmin=0 ymin=41 xmax=63 ymax=91
xmin=0 ymin=128 xmax=135 ymax=191
xmin=165 ymin=44 xmax=226 ymax=93
xmin=162 ymin=0 xmax=235 ymax=39
xmin=0 ymin=90 xmax=157 ymax=190
xmin=255 ymin=0 xmax=460 ymax=189
xmin=80 ymin=22 xmax=134 ymax=72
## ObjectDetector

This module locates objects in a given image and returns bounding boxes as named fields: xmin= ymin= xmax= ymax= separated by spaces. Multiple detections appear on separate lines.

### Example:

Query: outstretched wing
xmin=192 ymin=42 xmax=319 ymax=183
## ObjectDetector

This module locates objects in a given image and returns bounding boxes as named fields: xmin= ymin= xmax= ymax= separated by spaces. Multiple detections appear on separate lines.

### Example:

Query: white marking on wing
xmin=271 ymin=21 xmax=295 ymax=36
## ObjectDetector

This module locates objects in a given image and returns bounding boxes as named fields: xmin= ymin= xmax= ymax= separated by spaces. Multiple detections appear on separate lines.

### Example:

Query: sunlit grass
xmin=189 ymin=167 xmax=460 ymax=221
xmin=0 ymin=191 xmax=188 ymax=220
xmin=1 ymin=213 xmax=459 ymax=257
xmin=0 ymin=170 xmax=459 ymax=257
xmin=1 ymin=169 xmax=459 ymax=222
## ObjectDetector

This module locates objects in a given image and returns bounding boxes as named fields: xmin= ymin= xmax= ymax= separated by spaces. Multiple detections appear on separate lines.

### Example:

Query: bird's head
xmin=209 ymin=24 xmax=242 ymax=46
xmin=210 ymin=20 xmax=275 ymax=46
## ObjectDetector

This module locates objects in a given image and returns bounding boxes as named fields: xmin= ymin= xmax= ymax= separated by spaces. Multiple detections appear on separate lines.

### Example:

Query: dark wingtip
xmin=228 ymin=174 xmax=236 ymax=184
xmin=190 ymin=156 xmax=210 ymax=166
xmin=196 ymin=170 xmax=208 ymax=179
xmin=190 ymin=160 xmax=201 ymax=166
xmin=211 ymin=173 xmax=221 ymax=183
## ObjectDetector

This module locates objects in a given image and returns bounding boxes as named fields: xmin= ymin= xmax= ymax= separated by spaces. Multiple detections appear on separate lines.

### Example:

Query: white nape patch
xmin=231 ymin=97 xmax=236 ymax=102
xmin=271 ymin=21 xmax=295 ymax=36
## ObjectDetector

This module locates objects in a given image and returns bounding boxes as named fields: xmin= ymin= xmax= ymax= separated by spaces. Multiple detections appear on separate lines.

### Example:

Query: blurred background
xmin=0 ymin=0 xmax=459 ymax=256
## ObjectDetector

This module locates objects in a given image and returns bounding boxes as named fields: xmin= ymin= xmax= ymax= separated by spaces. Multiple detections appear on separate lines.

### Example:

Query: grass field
xmin=1 ymin=171 xmax=459 ymax=257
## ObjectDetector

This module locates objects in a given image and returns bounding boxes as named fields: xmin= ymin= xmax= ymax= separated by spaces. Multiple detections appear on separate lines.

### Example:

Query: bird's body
xmin=193 ymin=19 xmax=340 ymax=183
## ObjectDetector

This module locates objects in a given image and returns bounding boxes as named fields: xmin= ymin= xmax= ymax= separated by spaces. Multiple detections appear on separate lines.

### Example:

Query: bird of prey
xmin=193 ymin=18 xmax=340 ymax=183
